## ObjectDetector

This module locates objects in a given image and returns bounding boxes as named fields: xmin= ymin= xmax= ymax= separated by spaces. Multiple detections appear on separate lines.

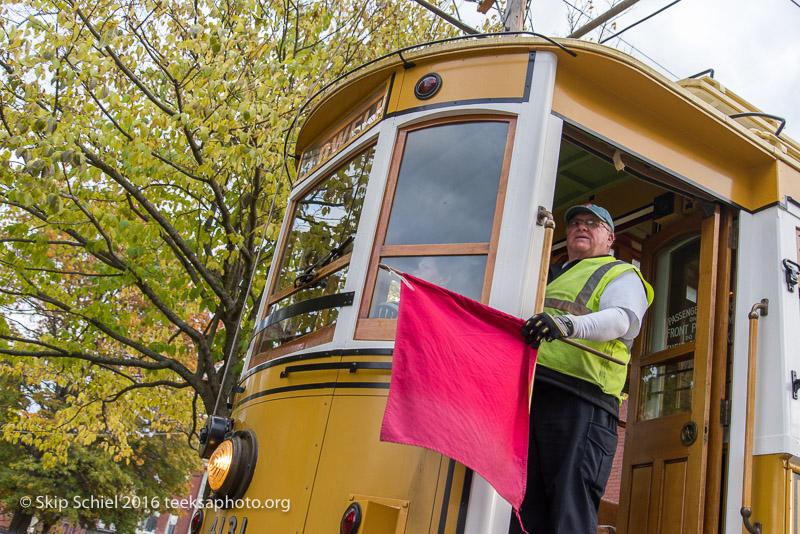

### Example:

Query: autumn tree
xmin=0 ymin=0 xmax=459 ymax=456
xmin=0 ymin=364 xmax=199 ymax=534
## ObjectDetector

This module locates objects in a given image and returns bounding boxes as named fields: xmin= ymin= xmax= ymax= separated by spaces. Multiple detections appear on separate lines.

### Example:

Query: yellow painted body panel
xmin=549 ymin=44 xmax=780 ymax=211
xmin=198 ymin=360 xmax=339 ymax=533
xmin=303 ymin=394 xmax=442 ymax=532
xmin=385 ymin=50 xmax=529 ymax=115
xmin=749 ymin=453 xmax=798 ymax=534
xmin=201 ymin=354 xmax=469 ymax=534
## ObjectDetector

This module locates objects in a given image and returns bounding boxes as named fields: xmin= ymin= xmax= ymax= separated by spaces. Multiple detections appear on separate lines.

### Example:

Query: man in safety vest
xmin=510 ymin=204 xmax=654 ymax=534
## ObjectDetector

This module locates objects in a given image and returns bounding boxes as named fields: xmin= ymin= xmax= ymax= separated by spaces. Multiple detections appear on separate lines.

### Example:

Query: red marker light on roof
xmin=414 ymin=73 xmax=442 ymax=100
xmin=340 ymin=502 xmax=362 ymax=534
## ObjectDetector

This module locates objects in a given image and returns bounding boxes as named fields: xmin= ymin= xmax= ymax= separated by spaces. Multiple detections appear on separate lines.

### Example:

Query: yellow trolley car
xmin=193 ymin=36 xmax=800 ymax=534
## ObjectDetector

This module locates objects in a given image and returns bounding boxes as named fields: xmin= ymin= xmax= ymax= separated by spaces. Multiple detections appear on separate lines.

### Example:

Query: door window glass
xmin=257 ymin=267 xmax=349 ymax=352
xmin=648 ymin=236 xmax=701 ymax=353
xmin=258 ymin=147 xmax=373 ymax=356
xmin=362 ymin=119 xmax=513 ymax=323
xmin=638 ymin=357 xmax=694 ymax=420
xmin=276 ymin=148 xmax=373 ymax=291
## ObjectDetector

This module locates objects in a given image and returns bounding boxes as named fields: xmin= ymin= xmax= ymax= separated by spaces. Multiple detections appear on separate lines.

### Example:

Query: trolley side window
xmin=253 ymin=146 xmax=374 ymax=356
xmin=358 ymin=118 xmax=515 ymax=336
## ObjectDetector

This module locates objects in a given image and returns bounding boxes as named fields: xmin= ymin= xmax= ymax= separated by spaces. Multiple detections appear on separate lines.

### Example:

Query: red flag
xmin=380 ymin=273 xmax=535 ymax=510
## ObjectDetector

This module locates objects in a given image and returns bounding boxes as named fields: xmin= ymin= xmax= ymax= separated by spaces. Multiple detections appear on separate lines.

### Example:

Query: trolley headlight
xmin=198 ymin=415 xmax=234 ymax=459
xmin=206 ymin=430 xmax=258 ymax=503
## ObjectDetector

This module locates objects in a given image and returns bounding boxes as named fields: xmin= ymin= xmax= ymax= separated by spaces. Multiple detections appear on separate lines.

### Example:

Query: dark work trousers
xmin=509 ymin=380 xmax=619 ymax=534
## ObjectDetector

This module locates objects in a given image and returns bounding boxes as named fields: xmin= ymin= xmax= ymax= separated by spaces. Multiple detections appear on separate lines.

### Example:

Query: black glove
xmin=521 ymin=313 xmax=573 ymax=348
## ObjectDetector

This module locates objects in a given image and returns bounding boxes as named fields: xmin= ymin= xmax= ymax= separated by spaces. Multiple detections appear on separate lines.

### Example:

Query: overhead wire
xmin=599 ymin=0 xmax=685 ymax=43
xmin=560 ymin=0 xmax=680 ymax=79
xmin=789 ymin=0 xmax=800 ymax=8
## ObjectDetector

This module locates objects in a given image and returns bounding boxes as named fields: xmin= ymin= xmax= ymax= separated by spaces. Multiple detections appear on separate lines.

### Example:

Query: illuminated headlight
xmin=206 ymin=430 xmax=258 ymax=503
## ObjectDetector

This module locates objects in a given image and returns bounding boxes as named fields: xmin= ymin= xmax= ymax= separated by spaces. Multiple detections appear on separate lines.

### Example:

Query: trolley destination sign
xmin=297 ymin=86 xmax=387 ymax=180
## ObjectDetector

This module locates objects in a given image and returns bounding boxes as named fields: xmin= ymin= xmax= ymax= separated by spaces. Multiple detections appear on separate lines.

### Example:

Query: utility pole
xmin=568 ymin=0 xmax=642 ymax=38
xmin=503 ymin=0 xmax=526 ymax=32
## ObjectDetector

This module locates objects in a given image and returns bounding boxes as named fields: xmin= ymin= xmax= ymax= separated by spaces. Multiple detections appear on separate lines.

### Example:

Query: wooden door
xmin=618 ymin=209 xmax=720 ymax=534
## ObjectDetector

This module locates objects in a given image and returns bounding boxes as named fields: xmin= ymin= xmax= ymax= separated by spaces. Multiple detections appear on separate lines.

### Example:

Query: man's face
xmin=565 ymin=214 xmax=614 ymax=261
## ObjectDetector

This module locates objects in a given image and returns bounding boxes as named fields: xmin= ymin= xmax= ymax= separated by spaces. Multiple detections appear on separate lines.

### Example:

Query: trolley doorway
xmin=549 ymin=129 xmax=735 ymax=534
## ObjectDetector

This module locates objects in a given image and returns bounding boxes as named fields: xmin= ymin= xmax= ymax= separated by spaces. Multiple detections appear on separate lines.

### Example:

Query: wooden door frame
xmin=703 ymin=209 xmax=734 ymax=534
xmin=617 ymin=207 xmax=721 ymax=534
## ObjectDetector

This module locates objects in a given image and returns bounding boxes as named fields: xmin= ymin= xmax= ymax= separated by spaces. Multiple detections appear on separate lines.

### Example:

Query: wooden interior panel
xmin=628 ymin=465 xmax=653 ymax=534
xmin=661 ymin=459 xmax=688 ymax=534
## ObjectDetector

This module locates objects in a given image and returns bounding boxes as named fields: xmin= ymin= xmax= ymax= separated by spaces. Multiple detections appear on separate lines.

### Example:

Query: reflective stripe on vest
xmin=543 ymin=260 xmax=627 ymax=316
xmin=537 ymin=256 xmax=653 ymax=401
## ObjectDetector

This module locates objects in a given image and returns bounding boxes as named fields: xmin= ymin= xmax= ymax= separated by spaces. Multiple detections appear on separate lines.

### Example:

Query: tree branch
xmin=77 ymin=143 xmax=235 ymax=311
xmin=73 ymin=5 xmax=179 ymax=118
xmin=104 ymin=379 xmax=191 ymax=403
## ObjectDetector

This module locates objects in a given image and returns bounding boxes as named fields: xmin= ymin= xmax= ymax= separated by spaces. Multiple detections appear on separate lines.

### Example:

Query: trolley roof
xmin=294 ymin=37 xmax=800 ymax=212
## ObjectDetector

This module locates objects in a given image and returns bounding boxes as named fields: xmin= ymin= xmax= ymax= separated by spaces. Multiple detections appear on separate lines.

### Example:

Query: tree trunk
xmin=8 ymin=511 xmax=33 ymax=534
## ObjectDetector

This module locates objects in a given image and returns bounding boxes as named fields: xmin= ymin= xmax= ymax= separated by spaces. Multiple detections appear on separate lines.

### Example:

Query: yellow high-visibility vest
xmin=538 ymin=256 xmax=654 ymax=401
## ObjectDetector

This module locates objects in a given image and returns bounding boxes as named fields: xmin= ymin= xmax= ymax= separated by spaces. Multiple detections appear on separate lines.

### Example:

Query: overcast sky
xmin=455 ymin=0 xmax=800 ymax=140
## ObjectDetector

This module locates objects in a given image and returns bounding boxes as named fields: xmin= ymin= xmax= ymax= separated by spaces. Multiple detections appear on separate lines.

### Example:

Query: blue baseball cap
xmin=565 ymin=204 xmax=614 ymax=232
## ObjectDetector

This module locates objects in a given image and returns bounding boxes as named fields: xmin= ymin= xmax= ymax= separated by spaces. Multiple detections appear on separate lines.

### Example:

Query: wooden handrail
xmin=741 ymin=298 xmax=768 ymax=534
xmin=533 ymin=211 xmax=556 ymax=315
xmin=528 ymin=209 xmax=556 ymax=407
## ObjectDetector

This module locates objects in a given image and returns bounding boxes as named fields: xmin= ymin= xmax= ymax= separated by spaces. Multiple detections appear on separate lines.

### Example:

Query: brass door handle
xmin=680 ymin=421 xmax=698 ymax=446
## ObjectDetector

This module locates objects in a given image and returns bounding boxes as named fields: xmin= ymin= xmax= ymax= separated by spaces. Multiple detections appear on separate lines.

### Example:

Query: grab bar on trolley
xmin=528 ymin=208 xmax=557 ymax=406
xmin=741 ymin=298 xmax=768 ymax=534
xmin=533 ymin=207 xmax=557 ymax=315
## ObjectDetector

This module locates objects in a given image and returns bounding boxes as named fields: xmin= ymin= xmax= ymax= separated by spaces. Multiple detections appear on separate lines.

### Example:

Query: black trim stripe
xmin=522 ymin=51 xmax=536 ymax=103
xmin=385 ymin=73 xmax=396 ymax=116
xmin=255 ymin=291 xmax=355 ymax=333
xmin=280 ymin=361 xmax=391 ymax=378
xmin=386 ymin=97 xmax=525 ymax=119
xmin=241 ymin=347 xmax=394 ymax=382
xmin=236 ymin=382 xmax=336 ymax=407
xmin=234 ymin=381 xmax=390 ymax=410
xmin=752 ymin=199 xmax=783 ymax=214
xmin=456 ymin=468 xmax=473 ymax=534
xmin=438 ymin=459 xmax=457 ymax=534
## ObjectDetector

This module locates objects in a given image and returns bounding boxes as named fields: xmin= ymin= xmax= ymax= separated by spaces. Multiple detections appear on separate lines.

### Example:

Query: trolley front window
xmin=358 ymin=117 xmax=515 ymax=337
xmin=252 ymin=147 xmax=374 ymax=358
